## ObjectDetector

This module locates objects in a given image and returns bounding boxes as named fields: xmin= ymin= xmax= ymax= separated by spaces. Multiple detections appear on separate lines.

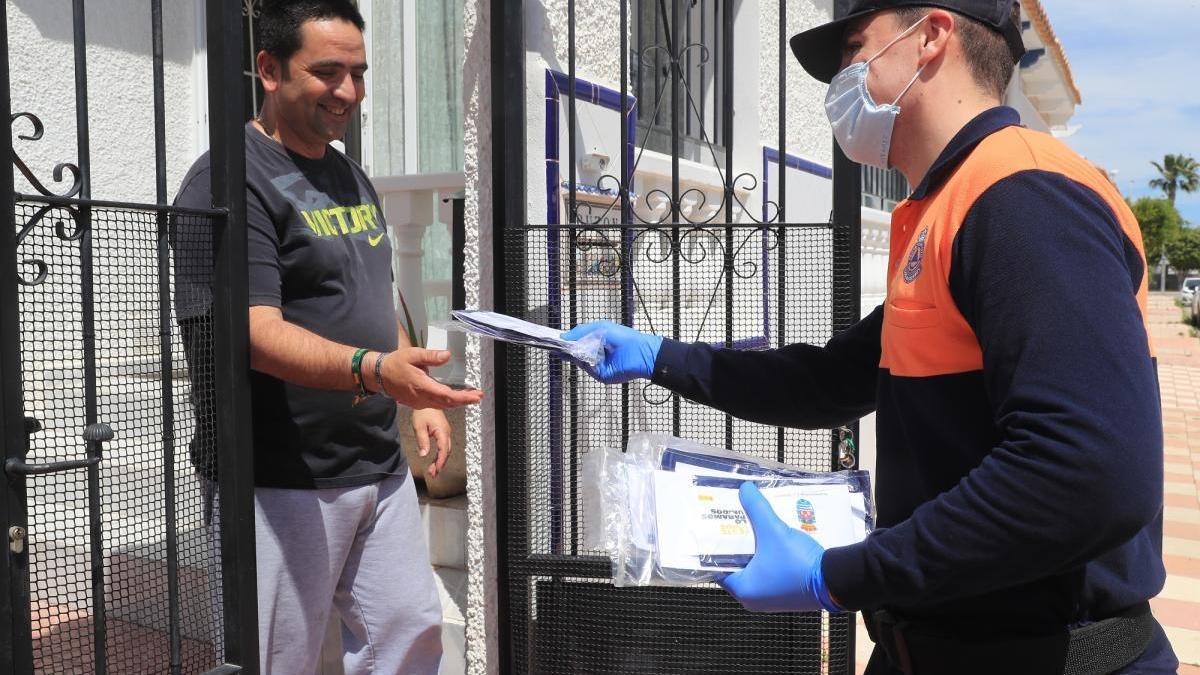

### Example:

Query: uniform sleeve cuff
xmin=821 ymin=542 xmax=873 ymax=612
xmin=651 ymin=338 xmax=691 ymax=390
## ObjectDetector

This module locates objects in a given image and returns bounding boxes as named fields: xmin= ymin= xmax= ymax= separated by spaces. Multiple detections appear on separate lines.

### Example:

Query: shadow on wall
xmin=13 ymin=0 xmax=195 ymax=66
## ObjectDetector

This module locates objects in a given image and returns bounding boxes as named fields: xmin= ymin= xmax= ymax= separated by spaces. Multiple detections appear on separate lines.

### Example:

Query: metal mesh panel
xmin=16 ymin=201 xmax=223 ymax=673
xmin=503 ymin=222 xmax=849 ymax=673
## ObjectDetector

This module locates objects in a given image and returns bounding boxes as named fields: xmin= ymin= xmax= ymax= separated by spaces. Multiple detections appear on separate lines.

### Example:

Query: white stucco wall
xmin=8 ymin=0 xmax=200 ymax=205
xmin=759 ymin=0 xmax=834 ymax=168
xmin=461 ymin=0 xmax=496 ymax=672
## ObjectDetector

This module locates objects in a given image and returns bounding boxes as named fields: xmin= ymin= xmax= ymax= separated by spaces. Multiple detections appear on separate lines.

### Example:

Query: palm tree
xmin=1150 ymin=154 xmax=1200 ymax=205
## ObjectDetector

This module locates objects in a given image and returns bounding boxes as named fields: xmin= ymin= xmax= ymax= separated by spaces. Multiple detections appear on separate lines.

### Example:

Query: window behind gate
xmin=862 ymin=165 xmax=910 ymax=212
xmin=633 ymin=0 xmax=727 ymax=163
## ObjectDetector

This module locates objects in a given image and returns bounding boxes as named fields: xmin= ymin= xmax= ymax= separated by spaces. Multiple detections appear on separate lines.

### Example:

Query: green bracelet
xmin=350 ymin=347 xmax=371 ymax=405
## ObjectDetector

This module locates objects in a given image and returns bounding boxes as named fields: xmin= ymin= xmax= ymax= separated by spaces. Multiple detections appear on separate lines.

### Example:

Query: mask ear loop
xmin=865 ymin=13 xmax=931 ymax=67
xmin=890 ymin=63 xmax=926 ymax=106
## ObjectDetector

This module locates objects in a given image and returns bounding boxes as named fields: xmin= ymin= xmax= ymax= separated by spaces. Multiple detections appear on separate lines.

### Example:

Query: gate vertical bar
xmin=566 ymin=0 xmax=580 ymax=558
xmin=0 ymin=2 xmax=32 ymax=671
xmin=667 ymin=0 xmax=681 ymax=437
xmin=206 ymin=0 xmax=258 ymax=670
xmin=832 ymin=141 xmax=862 ymax=671
xmin=69 ymin=2 xmax=108 ymax=671
xmin=491 ymin=0 xmax=526 ymax=667
xmin=776 ymin=0 xmax=787 ymax=464
xmin=619 ymin=0 xmax=631 ymax=449
xmin=722 ymin=0 xmax=734 ymax=451
xmin=832 ymin=4 xmax=863 ymax=670
xmin=149 ymin=1 xmax=183 ymax=672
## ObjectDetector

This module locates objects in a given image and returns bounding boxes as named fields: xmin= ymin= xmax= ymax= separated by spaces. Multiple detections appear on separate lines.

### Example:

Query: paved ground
xmin=856 ymin=292 xmax=1200 ymax=673
xmin=1146 ymin=292 xmax=1200 ymax=673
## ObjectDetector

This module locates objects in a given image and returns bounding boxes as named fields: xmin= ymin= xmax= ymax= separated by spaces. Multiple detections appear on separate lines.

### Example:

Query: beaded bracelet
xmin=350 ymin=347 xmax=371 ymax=405
xmin=374 ymin=351 xmax=393 ymax=399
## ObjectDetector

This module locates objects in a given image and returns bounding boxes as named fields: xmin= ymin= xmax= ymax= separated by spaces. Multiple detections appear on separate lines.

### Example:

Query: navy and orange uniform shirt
xmin=652 ymin=108 xmax=1169 ymax=654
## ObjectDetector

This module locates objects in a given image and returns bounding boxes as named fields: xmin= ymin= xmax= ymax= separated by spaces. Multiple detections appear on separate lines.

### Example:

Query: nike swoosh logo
xmin=367 ymin=232 xmax=386 ymax=247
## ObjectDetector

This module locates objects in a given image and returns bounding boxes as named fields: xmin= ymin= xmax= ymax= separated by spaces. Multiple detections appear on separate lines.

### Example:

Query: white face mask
xmin=825 ymin=15 xmax=929 ymax=169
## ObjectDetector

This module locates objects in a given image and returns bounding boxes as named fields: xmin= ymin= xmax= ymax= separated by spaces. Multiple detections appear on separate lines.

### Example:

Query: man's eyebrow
xmin=307 ymin=59 xmax=369 ymax=71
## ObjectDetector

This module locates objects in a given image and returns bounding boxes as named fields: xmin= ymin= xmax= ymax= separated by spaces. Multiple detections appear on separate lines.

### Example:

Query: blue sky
xmin=1045 ymin=0 xmax=1200 ymax=224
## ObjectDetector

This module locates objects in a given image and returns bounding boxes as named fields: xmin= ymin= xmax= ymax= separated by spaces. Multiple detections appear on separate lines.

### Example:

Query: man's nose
xmin=333 ymin=74 xmax=357 ymax=102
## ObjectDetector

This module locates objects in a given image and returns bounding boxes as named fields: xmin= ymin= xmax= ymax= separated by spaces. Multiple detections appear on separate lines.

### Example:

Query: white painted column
xmin=385 ymin=189 xmax=434 ymax=343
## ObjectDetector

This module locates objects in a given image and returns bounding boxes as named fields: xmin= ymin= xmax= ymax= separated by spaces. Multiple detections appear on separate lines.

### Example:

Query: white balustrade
xmin=860 ymin=205 xmax=891 ymax=317
xmin=373 ymin=171 xmax=467 ymax=384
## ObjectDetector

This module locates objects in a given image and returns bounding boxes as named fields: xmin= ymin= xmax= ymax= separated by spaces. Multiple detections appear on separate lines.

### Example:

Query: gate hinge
xmin=9 ymin=526 xmax=26 ymax=554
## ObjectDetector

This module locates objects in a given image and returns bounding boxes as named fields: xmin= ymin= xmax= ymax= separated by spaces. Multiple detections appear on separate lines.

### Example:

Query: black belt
xmin=862 ymin=602 xmax=1155 ymax=675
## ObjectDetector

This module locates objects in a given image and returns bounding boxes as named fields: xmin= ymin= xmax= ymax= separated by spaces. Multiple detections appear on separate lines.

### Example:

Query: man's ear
xmin=918 ymin=9 xmax=955 ymax=67
xmin=257 ymin=50 xmax=284 ymax=93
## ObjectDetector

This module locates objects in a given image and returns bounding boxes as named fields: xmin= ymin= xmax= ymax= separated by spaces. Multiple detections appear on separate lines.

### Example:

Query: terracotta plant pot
xmin=398 ymin=405 xmax=467 ymax=498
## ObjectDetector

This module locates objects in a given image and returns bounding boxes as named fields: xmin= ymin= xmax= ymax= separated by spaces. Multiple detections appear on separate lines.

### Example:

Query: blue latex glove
xmin=717 ymin=482 xmax=842 ymax=613
xmin=560 ymin=320 xmax=663 ymax=384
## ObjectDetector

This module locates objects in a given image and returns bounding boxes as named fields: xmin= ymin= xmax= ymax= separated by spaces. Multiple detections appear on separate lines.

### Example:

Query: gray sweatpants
xmin=254 ymin=473 xmax=443 ymax=674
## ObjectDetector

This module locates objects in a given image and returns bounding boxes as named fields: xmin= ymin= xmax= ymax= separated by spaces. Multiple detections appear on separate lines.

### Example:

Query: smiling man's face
xmin=266 ymin=18 xmax=366 ymax=154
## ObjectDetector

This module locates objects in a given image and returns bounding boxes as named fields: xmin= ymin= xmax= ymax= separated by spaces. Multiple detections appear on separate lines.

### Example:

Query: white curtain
xmin=368 ymin=0 xmax=463 ymax=175
xmin=370 ymin=1 xmax=406 ymax=176
xmin=417 ymin=0 xmax=464 ymax=173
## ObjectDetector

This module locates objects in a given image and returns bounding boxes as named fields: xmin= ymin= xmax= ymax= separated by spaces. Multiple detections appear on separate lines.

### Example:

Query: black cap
xmin=790 ymin=0 xmax=1026 ymax=83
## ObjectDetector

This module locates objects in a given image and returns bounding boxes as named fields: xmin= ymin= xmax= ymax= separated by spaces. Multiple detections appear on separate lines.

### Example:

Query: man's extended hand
xmin=381 ymin=348 xmax=483 ymax=409
xmin=561 ymin=320 xmax=663 ymax=384
xmin=411 ymin=408 xmax=453 ymax=479
xmin=717 ymin=482 xmax=842 ymax=613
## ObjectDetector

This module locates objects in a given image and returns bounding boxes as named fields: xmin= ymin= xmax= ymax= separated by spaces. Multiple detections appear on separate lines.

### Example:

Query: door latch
xmin=9 ymin=526 xmax=26 ymax=554
xmin=837 ymin=427 xmax=857 ymax=469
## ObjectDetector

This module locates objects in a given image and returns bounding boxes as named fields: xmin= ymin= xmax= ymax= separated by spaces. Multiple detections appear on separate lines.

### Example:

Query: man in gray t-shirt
xmin=172 ymin=1 xmax=481 ymax=672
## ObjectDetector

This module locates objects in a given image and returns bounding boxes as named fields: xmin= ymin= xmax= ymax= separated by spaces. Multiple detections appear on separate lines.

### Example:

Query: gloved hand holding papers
xmin=450 ymin=309 xmax=604 ymax=366
xmin=585 ymin=433 xmax=873 ymax=587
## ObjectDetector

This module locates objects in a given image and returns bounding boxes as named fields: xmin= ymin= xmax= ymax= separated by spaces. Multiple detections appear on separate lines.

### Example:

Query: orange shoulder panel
xmin=880 ymin=126 xmax=1154 ymax=378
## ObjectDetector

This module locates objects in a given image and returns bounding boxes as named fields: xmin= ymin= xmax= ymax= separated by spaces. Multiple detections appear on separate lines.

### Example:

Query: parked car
xmin=1181 ymin=277 xmax=1200 ymax=304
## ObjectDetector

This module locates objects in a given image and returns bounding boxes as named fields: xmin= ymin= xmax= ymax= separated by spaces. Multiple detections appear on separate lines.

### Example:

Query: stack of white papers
xmin=450 ymin=309 xmax=603 ymax=366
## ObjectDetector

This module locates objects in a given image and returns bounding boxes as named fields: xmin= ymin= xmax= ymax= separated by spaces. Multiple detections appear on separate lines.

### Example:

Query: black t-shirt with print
xmin=172 ymin=122 xmax=403 ymax=489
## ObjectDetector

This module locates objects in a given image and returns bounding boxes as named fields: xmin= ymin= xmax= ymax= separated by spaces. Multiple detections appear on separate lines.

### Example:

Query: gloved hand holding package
xmin=586 ymin=433 xmax=873 ymax=591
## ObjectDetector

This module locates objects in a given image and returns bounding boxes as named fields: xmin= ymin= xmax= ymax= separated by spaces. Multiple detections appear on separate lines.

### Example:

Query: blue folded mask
xmin=825 ymin=15 xmax=929 ymax=169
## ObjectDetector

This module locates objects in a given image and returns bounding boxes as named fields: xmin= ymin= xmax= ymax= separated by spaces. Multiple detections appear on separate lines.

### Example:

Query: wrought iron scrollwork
xmin=11 ymin=112 xmax=87 ymax=286
xmin=558 ymin=223 xmax=782 ymax=407
xmin=11 ymin=112 xmax=82 ymax=199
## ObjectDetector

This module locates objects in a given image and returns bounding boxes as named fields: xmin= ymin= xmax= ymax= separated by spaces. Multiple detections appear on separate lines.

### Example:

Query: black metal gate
xmin=492 ymin=0 xmax=863 ymax=673
xmin=1 ymin=2 xmax=257 ymax=673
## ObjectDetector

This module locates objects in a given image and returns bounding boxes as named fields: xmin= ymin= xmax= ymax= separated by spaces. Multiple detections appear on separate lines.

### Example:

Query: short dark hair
xmin=895 ymin=2 xmax=1020 ymax=100
xmin=257 ymin=0 xmax=366 ymax=66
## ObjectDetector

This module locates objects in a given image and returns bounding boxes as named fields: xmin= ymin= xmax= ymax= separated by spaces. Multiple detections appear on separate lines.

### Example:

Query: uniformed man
xmin=563 ymin=0 xmax=1176 ymax=672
